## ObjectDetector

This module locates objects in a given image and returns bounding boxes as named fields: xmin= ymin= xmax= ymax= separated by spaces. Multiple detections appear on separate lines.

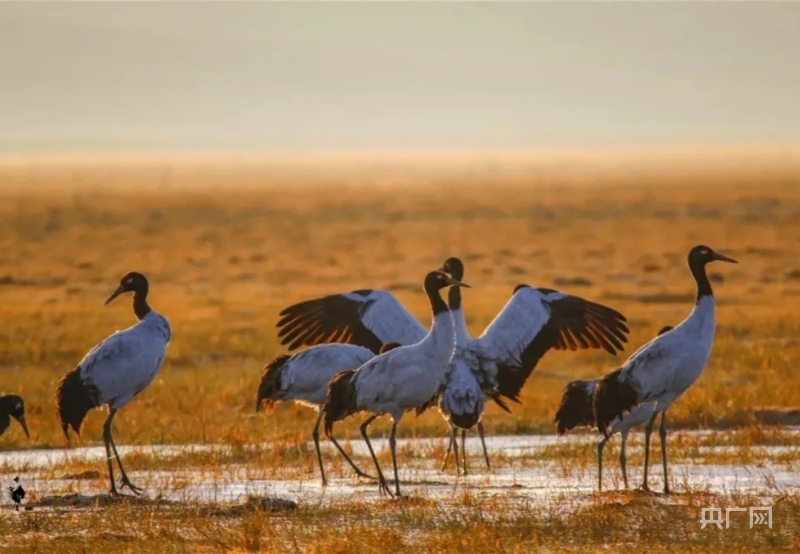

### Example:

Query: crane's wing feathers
xmin=474 ymin=286 xmax=629 ymax=402
xmin=277 ymin=289 xmax=427 ymax=353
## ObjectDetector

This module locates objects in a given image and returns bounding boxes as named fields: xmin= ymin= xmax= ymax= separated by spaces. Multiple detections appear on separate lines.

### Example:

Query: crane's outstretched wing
xmin=277 ymin=289 xmax=427 ymax=353
xmin=472 ymin=285 xmax=629 ymax=402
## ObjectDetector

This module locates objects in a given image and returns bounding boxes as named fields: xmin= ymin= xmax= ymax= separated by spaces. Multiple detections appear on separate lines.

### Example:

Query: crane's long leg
xmin=104 ymin=408 xmax=143 ymax=495
xmin=450 ymin=424 xmax=461 ymax=475
xmin=460 ymin=429 xmax=468 ymax=476
xmin=477 ymin=422 xmax=491 ymax=469
xmin=641 ymin=412 xmax=658 ymax=492
xmin=360 ymin=415 xmax=392 ymax=497
xmin=389 ymin=421 xmax=402 ymax=497
xmin=320 ymin=411 xmax=374 ymax=479
xmin=441 ymin=426 xmax=455 ymax=472
xmin=312 ymin=411 xmax=328 ymax=486
xmin=619 ymin=429 xmax=629 ymax=489
xmin=102 ymin=414 xmax=118 ymax=495
xmin=659 ymin=412 xmax=670 ymax=495
xmin=597 ymin=435 xmax=609 ymax=492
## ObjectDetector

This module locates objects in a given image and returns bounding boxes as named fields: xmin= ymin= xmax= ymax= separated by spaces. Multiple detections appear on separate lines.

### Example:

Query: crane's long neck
xmin=422 ymin=285 xmax=456 ymax=365
xmin=133 ymin=287 xmax=152 ymax=320
xmin=685 ymin=259 xmax=716 ymax=344
xmin=448 ymin=286 xmax=470 ymax=346
xmin=690 ymin=259 xmax=713 ymax=303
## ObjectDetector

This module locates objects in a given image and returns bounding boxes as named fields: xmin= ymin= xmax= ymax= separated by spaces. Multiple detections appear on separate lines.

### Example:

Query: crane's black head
xmin=106 ymin=271 xmax=149 ymax=305
xmin=0 ymin=394 xmax=29 ymax=439
xmin=424 ymin=270 xmax=470 ymax=292
xmin=688 ymin=245 xmax=738 ymax=268
xmin=438 ymin=257 xmax=464 ymax=281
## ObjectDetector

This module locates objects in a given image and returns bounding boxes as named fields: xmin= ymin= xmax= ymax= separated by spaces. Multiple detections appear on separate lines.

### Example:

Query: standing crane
xmin=56 ymin=272 xmax=171 ymax=496
xmin=322 ymin=270 xmax=468 ymax=497
xmin=555 ymin=325 xmax=673 ymax=491
xmin=594 ymin=245 xmax=737 ymax=494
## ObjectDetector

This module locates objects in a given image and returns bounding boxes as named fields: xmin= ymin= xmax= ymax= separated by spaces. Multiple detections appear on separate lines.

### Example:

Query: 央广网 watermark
xmin=700 ymin=506 xmax=772 ymax=529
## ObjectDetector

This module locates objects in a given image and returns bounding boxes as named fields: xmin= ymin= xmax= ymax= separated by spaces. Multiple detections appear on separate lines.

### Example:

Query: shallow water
xmin=1 ymin=431 xmax=798 ymax=508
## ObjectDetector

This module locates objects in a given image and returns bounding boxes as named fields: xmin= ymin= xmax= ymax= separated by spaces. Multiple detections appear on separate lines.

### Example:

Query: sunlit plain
xmin=1 ymin=151 xmax=799 ymax=551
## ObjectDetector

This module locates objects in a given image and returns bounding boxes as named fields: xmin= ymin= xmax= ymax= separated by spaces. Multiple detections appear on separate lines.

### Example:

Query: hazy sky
xmin=1 ymin=2 xmax=799 ymax=153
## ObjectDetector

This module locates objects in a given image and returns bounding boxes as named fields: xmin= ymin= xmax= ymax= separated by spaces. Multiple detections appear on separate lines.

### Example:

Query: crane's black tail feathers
xmin=56 ymin=367 xmax=98 ymax=443
xmin=323 ymin=370 xmax=360 ymax=437
xmin=256 ymin=354 xmax=291 ymax=412
xmin=592 ymin=368 xmax=638 ymax=437
xmin=554 ymin=380 xmax=595 ymax=435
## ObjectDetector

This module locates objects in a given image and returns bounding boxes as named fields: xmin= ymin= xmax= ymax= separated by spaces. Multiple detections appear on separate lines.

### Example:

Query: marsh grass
xmin=1 ymin=157 xmax=800 ymax=550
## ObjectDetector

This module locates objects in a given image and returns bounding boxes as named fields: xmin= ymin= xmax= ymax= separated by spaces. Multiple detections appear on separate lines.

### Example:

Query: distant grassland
xmin=1 ymin=154 xmax=800 ymax=451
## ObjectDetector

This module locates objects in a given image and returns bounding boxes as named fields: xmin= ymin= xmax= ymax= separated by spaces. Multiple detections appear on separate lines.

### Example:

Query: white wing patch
xmin=470 ymin=287 xmax=551 ymax=383
xmin=342 ymin=290 xmax=427 ymax=345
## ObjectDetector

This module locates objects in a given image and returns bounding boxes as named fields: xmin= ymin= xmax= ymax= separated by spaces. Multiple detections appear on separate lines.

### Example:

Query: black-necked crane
xmin=278 ymin=257 xmax=630 ymax=474
xmin=0 ymin=395 xmax=29 ymax=439
xmin=323 ymin=270 xmax=468 ymax=497
xmin=555 ymin=325 xmax=673 ymax=491
xmin=594 ymin=245 xmax=737 ymax=494
xmin=56 ymin=272 xmax=171 ymax=496
xmin=256 ymin=342 xmax=380 ymax=485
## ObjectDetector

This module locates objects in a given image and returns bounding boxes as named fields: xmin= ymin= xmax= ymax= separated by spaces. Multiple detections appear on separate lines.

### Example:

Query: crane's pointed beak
xmin=16 ymin=416 xmax=30 ymax=439
xmin=448 ymin=276 xmax=470 ymax=288
xmin=714 ymin=252 xmax=738 ymax=264
xmin=105 ymin=285 xmax=125 ymax=305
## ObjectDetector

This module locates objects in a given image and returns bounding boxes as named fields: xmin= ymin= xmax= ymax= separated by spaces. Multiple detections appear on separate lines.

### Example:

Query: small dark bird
xmin=9 ymin=476 xmax=25 ymax=510
xmin=0 ymin=395 xmax=29 ymax=439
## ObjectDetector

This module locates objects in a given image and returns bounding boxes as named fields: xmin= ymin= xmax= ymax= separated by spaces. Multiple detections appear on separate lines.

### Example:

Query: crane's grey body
xmin=78 ymin=311 xmax=171 ymax=411
xmin=270 ymin=343 xmax=375 ymax=408
xmin=621 ymin=297 xmax=715 ymax=412
xmin=352 ymin=311 xmax=455 ymax=420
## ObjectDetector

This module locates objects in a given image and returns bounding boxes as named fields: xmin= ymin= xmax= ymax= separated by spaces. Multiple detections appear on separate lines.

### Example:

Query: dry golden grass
xmin=1 ymin=153 xmax=800 ymax=551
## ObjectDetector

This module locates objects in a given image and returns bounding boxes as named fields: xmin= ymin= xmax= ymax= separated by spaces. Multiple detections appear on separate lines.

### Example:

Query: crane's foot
xmin=378 ymin=477 xmax=394 ymax=498
xmin=120 ymin=476 xmax=144 ymax=496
